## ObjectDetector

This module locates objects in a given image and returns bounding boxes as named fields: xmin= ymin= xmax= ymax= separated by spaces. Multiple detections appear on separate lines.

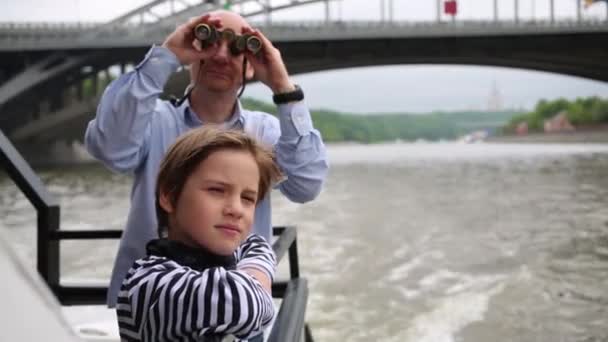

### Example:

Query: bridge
xmin=1 ymin=0 xmax=607 ymax=163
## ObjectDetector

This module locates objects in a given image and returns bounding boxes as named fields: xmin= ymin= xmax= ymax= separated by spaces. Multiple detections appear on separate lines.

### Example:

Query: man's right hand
xmin=162 ymin=14 xmax=222 ymax=65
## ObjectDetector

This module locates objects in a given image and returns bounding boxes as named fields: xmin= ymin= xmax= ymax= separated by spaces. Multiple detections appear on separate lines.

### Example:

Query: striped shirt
xmin=116 ymin=235 xmax=276 ymax=341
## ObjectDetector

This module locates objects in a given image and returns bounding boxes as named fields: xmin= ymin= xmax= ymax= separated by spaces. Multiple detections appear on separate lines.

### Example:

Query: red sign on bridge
xmin=444 ymin=0 xmax=457 ymax=16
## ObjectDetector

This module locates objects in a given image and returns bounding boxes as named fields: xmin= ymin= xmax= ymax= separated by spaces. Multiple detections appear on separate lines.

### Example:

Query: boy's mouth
xmin=215 ymin=224 xmax=241 ymax=235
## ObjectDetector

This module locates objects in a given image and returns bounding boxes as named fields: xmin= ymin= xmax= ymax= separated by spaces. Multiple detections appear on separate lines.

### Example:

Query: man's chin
xmin=201 ymin=83 xmax=237 ymax=94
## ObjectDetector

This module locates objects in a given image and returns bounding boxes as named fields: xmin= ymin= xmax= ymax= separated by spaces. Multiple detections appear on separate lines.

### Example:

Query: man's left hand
xmin=242 ymin=28 xmax=296 ymax=94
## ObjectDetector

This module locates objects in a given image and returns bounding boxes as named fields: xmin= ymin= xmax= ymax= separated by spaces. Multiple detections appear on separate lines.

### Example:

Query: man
xmin=84 ymin=10 xmax=328 ymax=308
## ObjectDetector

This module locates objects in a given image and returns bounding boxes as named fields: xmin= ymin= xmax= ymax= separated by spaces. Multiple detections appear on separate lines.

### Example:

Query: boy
xmin=116 ymin=127 xmax=282 ymax=341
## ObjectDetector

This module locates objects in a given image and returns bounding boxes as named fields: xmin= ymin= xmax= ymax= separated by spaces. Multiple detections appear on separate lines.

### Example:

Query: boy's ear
xmin=159 ymin=191 xmax=174 ymax=214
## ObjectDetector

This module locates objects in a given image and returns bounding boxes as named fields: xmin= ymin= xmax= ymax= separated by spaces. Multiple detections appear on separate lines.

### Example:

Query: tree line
xmin=504 ymin=96 xmax=608 ymax=133
xmin=241 ymin=98 xmax=518 ymax=143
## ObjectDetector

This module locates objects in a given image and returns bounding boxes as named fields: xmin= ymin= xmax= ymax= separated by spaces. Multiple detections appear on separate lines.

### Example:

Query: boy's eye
xmin=208 ymin=187 xmax=224 ymax=193
xmin=242 ymin=195 xmax=256 ymax=204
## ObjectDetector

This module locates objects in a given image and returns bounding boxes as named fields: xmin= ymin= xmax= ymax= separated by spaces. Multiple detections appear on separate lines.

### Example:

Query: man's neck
xmin=189 ymin=87 xmax=238 ymax=124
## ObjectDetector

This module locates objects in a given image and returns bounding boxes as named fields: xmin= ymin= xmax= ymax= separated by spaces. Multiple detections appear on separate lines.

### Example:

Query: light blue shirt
xmin=84 ymin=46 xmax=329 ymax=307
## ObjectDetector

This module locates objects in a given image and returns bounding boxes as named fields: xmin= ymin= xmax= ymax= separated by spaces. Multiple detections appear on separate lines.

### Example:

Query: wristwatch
xmin=272 ymin=84 xmax=304 ymax=105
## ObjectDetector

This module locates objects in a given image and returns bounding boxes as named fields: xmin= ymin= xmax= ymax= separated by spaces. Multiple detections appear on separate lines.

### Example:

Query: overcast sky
xmin=2 ymin=0 xmax=608 ymax=113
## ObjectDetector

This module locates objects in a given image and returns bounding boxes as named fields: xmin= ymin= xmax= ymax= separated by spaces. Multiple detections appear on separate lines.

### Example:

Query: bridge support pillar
xmin=264 ymin=0 xmax=271 ymax=25
xmin=15 ymin=139 xmax=94 ymax=166
xmin=76 ymin=80 xmax=83 ymax=102
xmin=92 ymin=72 xmax=98 ymax=97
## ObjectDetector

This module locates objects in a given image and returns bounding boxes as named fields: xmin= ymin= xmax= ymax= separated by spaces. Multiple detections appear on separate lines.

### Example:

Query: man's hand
xmin=242 ymin=28 xmax=296 ymax=94
xmin=162 ymin=14 xmax=223 ymax=65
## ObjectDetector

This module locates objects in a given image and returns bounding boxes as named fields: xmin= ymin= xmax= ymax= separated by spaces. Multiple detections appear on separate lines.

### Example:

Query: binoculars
xmin=194 ymin=23 xmax=262 ymax=55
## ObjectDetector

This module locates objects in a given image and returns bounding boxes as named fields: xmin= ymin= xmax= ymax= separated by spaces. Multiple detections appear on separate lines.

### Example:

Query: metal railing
xmin=0 ymin=128 xmax=314 ymax=342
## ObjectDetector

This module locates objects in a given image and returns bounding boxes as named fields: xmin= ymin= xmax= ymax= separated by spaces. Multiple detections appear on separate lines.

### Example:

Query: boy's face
xmin=161 ymin=149 xmax=260 ymax=255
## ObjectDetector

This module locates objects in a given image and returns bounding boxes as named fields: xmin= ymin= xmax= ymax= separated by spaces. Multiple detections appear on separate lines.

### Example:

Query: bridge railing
xmin=1 ymin=18 xmax=608 ymax=51
xmin=1 ymin=18 xmax=607 ymax=37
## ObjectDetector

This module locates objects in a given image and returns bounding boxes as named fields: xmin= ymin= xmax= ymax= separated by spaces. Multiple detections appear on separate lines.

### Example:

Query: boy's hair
xmin=155 ymin=126 xmax=282 ymax=237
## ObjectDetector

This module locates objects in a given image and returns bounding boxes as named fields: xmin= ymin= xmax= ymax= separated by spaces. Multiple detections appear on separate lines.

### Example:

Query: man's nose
xmin=212 ymin=41 xmax=231 ymax=63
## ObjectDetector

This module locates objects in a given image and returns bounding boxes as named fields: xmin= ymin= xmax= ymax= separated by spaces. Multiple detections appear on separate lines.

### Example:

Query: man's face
xmin=190 ymin=12 xmax=252 ymax=94
xmin=163 ymin=149 xmax=260 ymax=255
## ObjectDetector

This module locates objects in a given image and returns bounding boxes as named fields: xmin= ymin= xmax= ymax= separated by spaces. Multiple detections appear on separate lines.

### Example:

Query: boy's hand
xmin=242 ymin=268 xmax=272 ymax=293
xmin=162 ymin=14 xmax=223 ymax=65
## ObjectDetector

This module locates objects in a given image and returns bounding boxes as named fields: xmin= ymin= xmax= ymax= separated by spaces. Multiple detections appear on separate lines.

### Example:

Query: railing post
xmin=550 ymin=0 xmax=554 ymax=23
xmin=38 ymin=206 xmax=60 ymax=292
xmin=0 ymin=129 xmax=61 ymax=294
xmin=514 ymin=0 xmax=519 ymax=23
xmin=288 ymin=233 xmax=300 ymax=279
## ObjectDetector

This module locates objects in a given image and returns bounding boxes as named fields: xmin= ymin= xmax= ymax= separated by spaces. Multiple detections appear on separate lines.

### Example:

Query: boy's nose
xmin=223 ymin=196 xmax=244 ymax=218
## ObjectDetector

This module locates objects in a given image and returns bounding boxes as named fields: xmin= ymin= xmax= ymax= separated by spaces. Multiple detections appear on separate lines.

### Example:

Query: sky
xmin=2 ymin=0 xmax=608 ymax=113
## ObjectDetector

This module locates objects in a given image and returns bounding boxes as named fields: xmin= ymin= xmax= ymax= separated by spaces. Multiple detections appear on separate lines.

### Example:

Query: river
xmin=1 ymin=142 xmax=608 ymax=342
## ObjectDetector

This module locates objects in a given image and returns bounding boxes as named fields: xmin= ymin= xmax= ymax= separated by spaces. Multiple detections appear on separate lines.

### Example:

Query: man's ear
xmin=245 ymin=57 xmax=255 ymax=80
xmin=159 ymin=191 xmax=174 ymax=214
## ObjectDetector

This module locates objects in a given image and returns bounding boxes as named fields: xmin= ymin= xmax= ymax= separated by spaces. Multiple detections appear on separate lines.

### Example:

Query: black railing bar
xmin=305 ymin=324 xmax=315 ymax=342
xmin=58 ymin=279 xmax=293 ymax=306
xmin=271 ymin=226 xmax=296 ymax=265
xmin=288 ymin=236 xmax=300 ymax=279
xmin=272 ymin=226 xmax=286 ymax=236
xmin=0 ymin=129 xmax=58 ymax=209
xmin=50 ymin=225 xmax=290 ymax=241
xmin=0 ymin=129 xmax=60 ymax=287
xmin=267 ymin=278 xmax=308 ymax=342
xmin=271 ymin=280 xmax=288 ymax=298
xmin=50 ymin=230 xmax=123 ymax=240
xmin=54 ymin=285 xmax=107 ymax=306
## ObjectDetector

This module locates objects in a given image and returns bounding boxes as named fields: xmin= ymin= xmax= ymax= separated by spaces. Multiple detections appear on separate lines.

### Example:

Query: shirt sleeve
xmin=271 ymin=99 xmax=330 ymax=203
xmin=84 ymin=46 xmax=180 ymax=173
xmin=235 ymin=234 xmax=277 ymax=283
xmin=117 ymin=258 xmax=275 ymax=340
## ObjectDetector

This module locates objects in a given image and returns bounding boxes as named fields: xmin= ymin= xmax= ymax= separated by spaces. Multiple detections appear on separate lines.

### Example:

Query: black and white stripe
xmin=117 ymin=235 xmax=276 ymax=341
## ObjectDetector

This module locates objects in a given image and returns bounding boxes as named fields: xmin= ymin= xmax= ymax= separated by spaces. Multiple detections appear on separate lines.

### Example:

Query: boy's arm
xmin=235 ymin=234 xmax=277 ymax=293
xmin=84 ymin=46 xmax=180 ymax=173
xmin=119 ymin=256 xmax=276 ymax=340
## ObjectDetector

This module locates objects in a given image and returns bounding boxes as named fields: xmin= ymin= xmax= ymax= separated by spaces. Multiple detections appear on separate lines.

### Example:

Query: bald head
xmin=209 ymin=10 xmax=251 ymax=34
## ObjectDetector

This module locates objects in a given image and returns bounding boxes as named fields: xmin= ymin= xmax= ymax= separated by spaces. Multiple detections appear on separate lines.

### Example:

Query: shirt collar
xmin=183 ymin=98 xmax=245 ymax=129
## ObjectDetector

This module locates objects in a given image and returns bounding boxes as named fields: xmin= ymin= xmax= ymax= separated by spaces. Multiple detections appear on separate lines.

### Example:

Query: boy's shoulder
xmin=124 ymin=255 xmax=181 ymax=282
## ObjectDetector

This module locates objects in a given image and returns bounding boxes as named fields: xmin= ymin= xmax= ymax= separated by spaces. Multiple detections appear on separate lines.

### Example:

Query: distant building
xmin=487 ymin=81 xmax=503 ymax=111
xmin=516 ymin=122 xmax=528 ymax=135
xmin=544 ymin=111 xmax=575 ymax=133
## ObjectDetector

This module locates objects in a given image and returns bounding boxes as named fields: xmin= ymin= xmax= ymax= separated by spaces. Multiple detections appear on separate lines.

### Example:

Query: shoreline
xmin=487 ymin=129 xmax=608 ymax=144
